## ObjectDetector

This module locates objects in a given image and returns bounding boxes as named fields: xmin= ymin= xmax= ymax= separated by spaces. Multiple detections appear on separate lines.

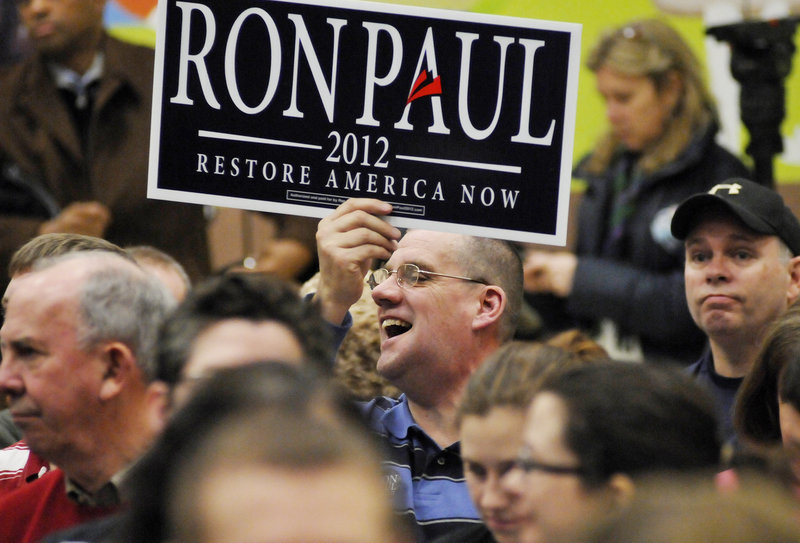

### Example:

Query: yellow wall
xmin=126 ymin=0 xmax=800 ymax=182
xmin=386 ymin=0 xmax=800 ymax=183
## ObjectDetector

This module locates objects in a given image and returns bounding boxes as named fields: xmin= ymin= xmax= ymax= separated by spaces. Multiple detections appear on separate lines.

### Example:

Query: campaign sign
xmin=148 ymin=0 xmax=581 ymax=244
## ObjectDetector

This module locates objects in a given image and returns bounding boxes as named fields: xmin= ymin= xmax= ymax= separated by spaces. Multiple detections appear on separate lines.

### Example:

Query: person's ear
xmin=472 ymin=285 xmax=506 ymax=331
xmin=98 ymin=342 xmax=137 ymax=401
xmin=786 ymin=255 xmax=800 ymax=306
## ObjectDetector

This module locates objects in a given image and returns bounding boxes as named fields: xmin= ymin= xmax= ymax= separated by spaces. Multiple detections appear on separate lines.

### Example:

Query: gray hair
xmin=778 ymin=239 xmax=793 ymax=264
xmin=33 ymin=251 xmax=176 ymax=381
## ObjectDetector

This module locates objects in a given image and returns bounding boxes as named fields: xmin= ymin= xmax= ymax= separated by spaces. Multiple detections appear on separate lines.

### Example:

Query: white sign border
xmin=148 ymin=0 xmax=582 ymax=246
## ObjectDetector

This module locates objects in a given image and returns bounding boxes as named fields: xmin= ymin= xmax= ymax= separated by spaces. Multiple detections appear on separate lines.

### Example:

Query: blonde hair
xmin=584 ymin=19 xmax=717 ymax=174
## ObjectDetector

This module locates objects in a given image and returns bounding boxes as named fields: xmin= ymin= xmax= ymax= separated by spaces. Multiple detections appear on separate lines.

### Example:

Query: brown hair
xmin=457 ymin=340 xmax=596 ymax=425
xmin=540 ymin=362 xmax=721 ymax=487
xmin=546 ymin=329 xmax=610 ymax=363
xmin=735 ymin=303 xmax=800 ymax=447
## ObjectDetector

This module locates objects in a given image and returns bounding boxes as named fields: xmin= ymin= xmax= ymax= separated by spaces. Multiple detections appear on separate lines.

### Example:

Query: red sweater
xmin=0 ymin=470 xmax=119 ymax=543
xmin=0 ymin=440 xmax=51 ymax=496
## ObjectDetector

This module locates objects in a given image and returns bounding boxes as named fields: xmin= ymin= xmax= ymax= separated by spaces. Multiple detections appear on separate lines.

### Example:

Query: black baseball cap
xmin=670 ymin=178 xmax=800 ymax=255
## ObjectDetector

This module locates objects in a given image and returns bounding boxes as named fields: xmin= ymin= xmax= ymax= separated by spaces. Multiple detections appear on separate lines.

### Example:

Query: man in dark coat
xmin=0 ymin=0 xmax=209 ymax=289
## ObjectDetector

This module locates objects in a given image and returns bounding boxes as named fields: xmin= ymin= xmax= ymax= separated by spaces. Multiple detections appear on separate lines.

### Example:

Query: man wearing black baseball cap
xmin=671 ymin=178 xmax=800 ymax=442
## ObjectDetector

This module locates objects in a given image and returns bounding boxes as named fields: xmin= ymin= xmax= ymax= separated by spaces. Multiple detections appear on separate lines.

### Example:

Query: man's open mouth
xmin=382 ymin=318 xmax=411 ymax=338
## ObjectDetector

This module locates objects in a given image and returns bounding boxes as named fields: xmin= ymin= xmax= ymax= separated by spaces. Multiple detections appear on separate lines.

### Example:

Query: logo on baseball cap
xmin=670 ymin=178 xmax=800 ymax=255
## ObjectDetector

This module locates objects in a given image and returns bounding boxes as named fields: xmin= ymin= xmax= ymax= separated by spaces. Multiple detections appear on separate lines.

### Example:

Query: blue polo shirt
xmin=360 ymin=395 xmax=480 ymax=542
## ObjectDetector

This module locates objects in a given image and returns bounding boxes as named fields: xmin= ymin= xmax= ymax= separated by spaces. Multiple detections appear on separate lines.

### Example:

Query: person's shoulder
xmin=686 ymin=351 xmax=711 ymax=377
xmin=105 ymin=34 xmax=153 ymax=57
xmin=103 ymin=35 xmax=154 ymax=88
xmin=0 ymin=439 xmax=30 ymax=471
xmin=359 ymin=395 xmax=411 ymax=435
xmin=106 ymin=36 xmax=153 ymax=66
xmin=0 ymin=471 xmax=66 ymax=543
xmin=686 ymin=358 xmax=702 ymax=375
xmin=705 ymin=141 xmax=750 ymax=174
xmin=359 ymin=395 xmax=405 ymax=415
xmin=0 ymin=56 xmax=34 ymax=101
xmin=0 ymin=469 xmax=64 ymax=508
xmin=687 ymin=124 xmax=749 ymax=177
xmin=572 ymin=151 xmax=608 ymax=183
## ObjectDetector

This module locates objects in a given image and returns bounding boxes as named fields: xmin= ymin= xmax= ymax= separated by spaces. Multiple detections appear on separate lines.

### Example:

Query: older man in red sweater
xmin=0 ymin=251 xmax=173 ymax=543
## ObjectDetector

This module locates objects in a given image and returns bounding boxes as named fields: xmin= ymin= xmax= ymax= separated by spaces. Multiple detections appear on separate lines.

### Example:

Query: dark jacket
xmin=0 ymin=34 xmax=209 ymax=284
xmin=554 ymin=124 xmax=749 ymax=365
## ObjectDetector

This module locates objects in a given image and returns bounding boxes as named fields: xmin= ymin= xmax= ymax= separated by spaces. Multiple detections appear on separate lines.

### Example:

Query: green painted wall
xmin=127 ymin=0 xmax=800 ymax=181
xmin=387 ymin=0 xmax=800 ymax=182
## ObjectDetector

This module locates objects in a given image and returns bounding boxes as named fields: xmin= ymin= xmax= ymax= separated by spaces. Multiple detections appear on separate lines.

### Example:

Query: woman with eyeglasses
xmin=507 ymin=361 xmax=722 ymax=543
xmin=523 ymin=19 xmax=750 ymax=366
xmin=432 ymin=335 xmax=607 ymax=543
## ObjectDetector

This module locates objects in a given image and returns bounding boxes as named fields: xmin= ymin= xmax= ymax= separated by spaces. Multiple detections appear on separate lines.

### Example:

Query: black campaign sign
xmin=148 ymin=0 xmax=581 ymax=245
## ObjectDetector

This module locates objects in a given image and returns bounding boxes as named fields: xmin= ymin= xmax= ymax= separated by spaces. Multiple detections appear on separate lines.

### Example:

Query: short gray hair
xmin=778 ymin=239 xmax=793 ymax=264
xmin=34 ymin=252 xmax=175 ymax=381
xmin=79 ymin=266 xmax=175 ymax=381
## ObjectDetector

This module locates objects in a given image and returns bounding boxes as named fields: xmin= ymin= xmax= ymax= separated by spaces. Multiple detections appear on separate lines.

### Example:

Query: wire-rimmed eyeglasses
xmin=514 ymin=457 xmax=584 ymax=476
xmin=514 ymin=445 xmax=583 ymax=476
xmin=366 ymin=263 xmax=486 ymax=290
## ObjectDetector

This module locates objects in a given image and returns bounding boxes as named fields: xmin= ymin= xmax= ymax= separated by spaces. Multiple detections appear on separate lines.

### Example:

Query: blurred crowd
xmin=1 ymin=2 xmax=800 ymax=543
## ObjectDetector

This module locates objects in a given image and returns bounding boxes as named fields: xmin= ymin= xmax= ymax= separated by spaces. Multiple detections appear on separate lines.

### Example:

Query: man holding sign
xmin=313 ymin=197 xmax=523 ymax=542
